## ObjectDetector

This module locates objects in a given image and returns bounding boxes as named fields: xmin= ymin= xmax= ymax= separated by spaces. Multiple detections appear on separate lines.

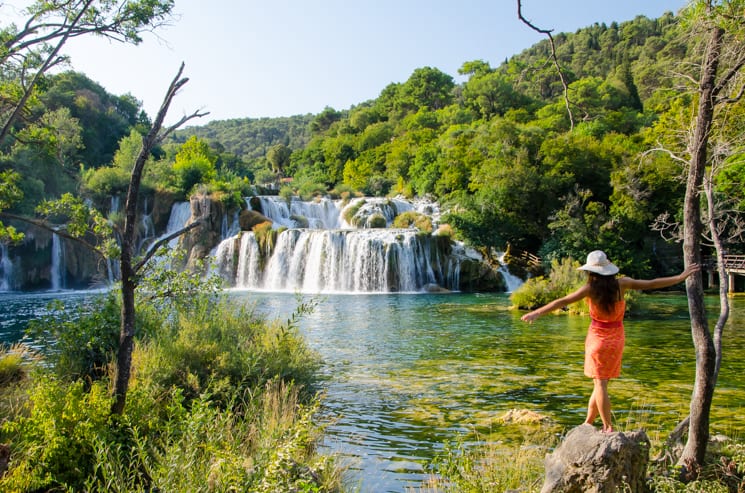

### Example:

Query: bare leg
xmin=593 ymin=378 xmax=612 ymax=432
xmin=584 ymin=388 xmax=599 ymax=426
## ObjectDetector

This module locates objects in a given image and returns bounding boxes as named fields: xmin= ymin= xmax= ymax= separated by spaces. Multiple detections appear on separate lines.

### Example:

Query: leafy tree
xmin=171 ymin=135 xmax=217 ymax=195
xmin=266 ymin=142 xmax=291 ymax=178
xmin=396 ymin=66 xmax=455 ymax=114
xmin=0 ymin=0 xmax=175 ymax=143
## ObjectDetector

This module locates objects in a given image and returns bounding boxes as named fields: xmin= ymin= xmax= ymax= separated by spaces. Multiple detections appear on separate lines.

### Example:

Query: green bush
xmin=393 ymin=210 xmax=433 ymax=233
xmin=342 ymin=199 xmax=365 ymax=225
xmin=1 ymin=292 xmax=338 ymax=492
xmin=25 ymin=294 xmax=121 ymax=380
xmin=368 ymin=213 xmax=387 ymax=228
xmin=0 ymin=344 xmax=37 ymax=387
xmin=134 ymin=297 xmax=322 ymax=405
xmin=82 ymin=166 xmax=130 ymax=202
xmin=0 ymin=377 xmax=114 ymax=491
xmin=510 ymin=257 xmax=586 ymax=312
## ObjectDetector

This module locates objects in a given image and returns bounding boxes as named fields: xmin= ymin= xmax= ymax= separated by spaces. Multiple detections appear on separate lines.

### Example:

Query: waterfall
xmin=50 ymin=233 xmax=65 ymax=291
xmin=498 ymin=253 xmax=524 ymax=292
xmin=0 ymin=243 xmax=14 ymax=291
xmin=164 ymin=202 xmax=193 ymax=248
xmin=250 ymin=196 xmax=342 ymax=229
xmin=222 ymin=228 xmax=460 ymax=293
xmin=110 ymin=195 xmax=120 ymax=215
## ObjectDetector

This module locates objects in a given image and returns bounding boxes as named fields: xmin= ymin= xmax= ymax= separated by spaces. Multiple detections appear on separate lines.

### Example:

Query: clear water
xmin=2 ymin=290 xmax=744 ymax=492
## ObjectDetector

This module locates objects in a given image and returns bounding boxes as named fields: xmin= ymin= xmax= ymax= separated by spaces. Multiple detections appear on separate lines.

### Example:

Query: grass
xmin=0 ymin=293 xmax=343 ymax=492
xmin=416 ymin=406 xmax=745 ymax=493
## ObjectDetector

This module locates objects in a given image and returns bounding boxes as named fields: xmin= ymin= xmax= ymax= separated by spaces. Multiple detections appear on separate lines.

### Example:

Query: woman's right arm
xmin=521 ymin=284 xmax=590 ymax=323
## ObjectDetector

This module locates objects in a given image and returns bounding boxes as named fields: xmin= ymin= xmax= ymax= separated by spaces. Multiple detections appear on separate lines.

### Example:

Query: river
xmin=2 ymin=289 xmax=744 ymax=492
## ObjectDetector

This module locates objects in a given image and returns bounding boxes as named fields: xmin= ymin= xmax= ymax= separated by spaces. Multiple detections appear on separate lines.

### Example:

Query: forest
xmin=4 ymin=9 xmax=744 ymax=280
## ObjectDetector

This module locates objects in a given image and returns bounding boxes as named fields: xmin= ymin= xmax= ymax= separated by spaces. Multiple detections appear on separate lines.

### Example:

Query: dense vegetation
xmin=5 ymin=11 xmax=743 ymax=281
xmin=0 ymin=262 xmax=341 ymax=491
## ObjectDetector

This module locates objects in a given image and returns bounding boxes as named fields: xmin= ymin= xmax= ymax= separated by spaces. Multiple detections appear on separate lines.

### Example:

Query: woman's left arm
xmin=621 ymin=263 xmax=701 ymax=291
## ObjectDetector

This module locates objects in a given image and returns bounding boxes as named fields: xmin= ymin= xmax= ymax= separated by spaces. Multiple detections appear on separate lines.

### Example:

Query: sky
xmin=5 ymin=0 xmax=688 ymax=125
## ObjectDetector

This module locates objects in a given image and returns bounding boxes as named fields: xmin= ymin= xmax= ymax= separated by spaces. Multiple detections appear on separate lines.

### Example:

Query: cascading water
xmin=50 ymin=233 xmax=65 ymax=291
xmin=214 ymin=196 xmax=469 ymax=294
xmin=497 ymin=253 xmax=524 ymax=292
xmin=162 ymin=202 xmax=192 ymax=248
xmin=0 ymin=243 xmax=14 ymax=291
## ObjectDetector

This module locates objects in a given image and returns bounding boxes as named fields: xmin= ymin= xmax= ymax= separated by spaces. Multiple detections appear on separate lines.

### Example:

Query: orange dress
xmin=584 ymin=299 xmax=626 ymax=379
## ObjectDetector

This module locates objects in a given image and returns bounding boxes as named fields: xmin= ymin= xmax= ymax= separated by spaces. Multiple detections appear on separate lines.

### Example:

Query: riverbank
xmin=0 ymin=290 xmax=343 ymax=492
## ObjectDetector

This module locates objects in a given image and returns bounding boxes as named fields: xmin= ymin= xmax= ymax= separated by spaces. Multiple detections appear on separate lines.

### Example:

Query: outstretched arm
xmin=521 ymin=284 xmax=590 ymax=323
xmin=620 ymin=263 xmax=701 ymax=292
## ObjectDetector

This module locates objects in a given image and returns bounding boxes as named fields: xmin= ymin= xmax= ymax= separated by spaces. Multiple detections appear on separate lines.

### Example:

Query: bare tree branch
xmin=133 ymin=217 xmax=206 ymax=273
xmin=0 ymin=211 xmax=107 ymax=260
xmin=516 ymin=0 xmax=574 ymax=130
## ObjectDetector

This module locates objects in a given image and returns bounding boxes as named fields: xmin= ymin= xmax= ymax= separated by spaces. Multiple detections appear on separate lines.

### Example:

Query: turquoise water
xmin=2 ymin=290 xmax=744 ymax=492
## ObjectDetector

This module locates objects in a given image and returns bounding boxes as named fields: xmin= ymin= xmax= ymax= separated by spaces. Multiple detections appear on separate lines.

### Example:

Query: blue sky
xmin=6 ymin=0 xmax=687 ymax=124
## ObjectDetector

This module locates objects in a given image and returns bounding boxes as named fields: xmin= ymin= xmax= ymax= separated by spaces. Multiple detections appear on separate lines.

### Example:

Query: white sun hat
xmin=578 ymin=250 xmax=619 ymax=276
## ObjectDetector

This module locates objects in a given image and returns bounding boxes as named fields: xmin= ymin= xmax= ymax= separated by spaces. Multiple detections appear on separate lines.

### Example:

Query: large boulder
xmin=542 ymin=424 xmax=650 ymax=493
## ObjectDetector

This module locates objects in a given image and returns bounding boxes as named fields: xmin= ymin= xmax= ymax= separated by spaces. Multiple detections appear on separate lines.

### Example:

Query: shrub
xmin=367 ymin=213 xmax=387 ymax=228
xmin=0 ymin=344 xmax=38 ymax=388
xmin=25 ymin=294 xmax=121 ymax=380
xmin=0 ymin=377 xmax=114 ymax=491
xmin=134 ymin=297 xmax=322 ymax=405
xmin=342 ymin=199 xmax=365 ymax=225
xmin=510 ymin=257 xmax=586 ymax=312
xmin=393 ymin=210 xmax=433 ymax=233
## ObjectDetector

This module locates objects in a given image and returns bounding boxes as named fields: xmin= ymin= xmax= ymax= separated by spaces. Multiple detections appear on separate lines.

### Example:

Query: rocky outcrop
xmin=542 ymin=424 xmax=650 ymax=493
xmin=180 ymin=194 xmax=228 ymax=270
xmin=458 ymin=254 xmax=505 ymax=292
xmin=239 ymin=209 xmax=271 ymax=231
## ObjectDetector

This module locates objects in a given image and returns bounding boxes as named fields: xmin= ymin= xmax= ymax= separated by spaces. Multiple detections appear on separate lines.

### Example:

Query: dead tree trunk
xmin=111 ymin=63 xmax=207 ymax=415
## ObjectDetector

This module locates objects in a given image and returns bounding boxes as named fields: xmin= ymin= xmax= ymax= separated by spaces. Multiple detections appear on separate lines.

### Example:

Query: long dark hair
xmin=587 ymin=272 xmax=621 ymax=314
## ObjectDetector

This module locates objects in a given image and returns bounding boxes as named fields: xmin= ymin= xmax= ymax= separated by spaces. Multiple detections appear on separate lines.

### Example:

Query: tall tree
xmin=112 ymin=62 xmax=206 ymax=414
xmin=677 ymin=0 xmax=745 ymax=471
xmin=0 ymin=0 xmax=175 ymax=143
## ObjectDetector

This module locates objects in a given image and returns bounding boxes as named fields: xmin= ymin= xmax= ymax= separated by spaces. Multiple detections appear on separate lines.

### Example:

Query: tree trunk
xmin=678 ymin=24 xmax=722 ymax=471
xmin=110 ymin=63 xmax=199 ymax=415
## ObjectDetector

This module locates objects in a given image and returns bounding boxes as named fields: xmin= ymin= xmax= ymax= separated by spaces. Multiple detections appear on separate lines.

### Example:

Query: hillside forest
xmin=3 ymin=9 xmax=745 ymax=279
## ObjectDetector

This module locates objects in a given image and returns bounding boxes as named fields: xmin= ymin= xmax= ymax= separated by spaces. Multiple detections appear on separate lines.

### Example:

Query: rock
xmin=542 ymin=424 xmax=649 ymax=493
xmin=239 ymin=209 xmax=271 ymax=231
xmin=423 ymin=283 xmax=450 ymax=293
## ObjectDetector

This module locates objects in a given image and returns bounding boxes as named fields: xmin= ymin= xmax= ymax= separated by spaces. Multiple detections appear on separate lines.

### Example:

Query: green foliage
xmin=25 ymin=293 xmax=122 ymax=380
xmin=36 ymin=192 xmax=119 ymax=258
xmin=81 ymin=165 xmax=131 ymax=202
xmin=367 ymin=213 xmax=387 ymax=229
xmin=0 ymin=344 xmax=38 ymax=388
xmin=510 ymin=257 xmax=586 ymax=311
xmin=171 ymin=136 xmax=218 ymax=196
xmin=392 ymin=210 xmax=433 ymax=233
xmin=0 ymin=169 xmax=24 ymax=243
xmin=133 ymin=296 xmax=322 ymax=403
xmin=0 ymin=377 xmax=115 ymax=491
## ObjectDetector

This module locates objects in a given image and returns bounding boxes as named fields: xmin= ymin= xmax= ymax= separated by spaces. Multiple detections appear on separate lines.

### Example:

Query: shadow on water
xmin=2 ymin=290 xmax=744 ymax=492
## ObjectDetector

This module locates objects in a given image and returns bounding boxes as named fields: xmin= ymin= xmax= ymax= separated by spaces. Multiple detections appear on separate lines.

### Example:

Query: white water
xmin=0 ymin=243 xmax=14 ymax=291
xmin=162 ymin=202 xmax=192 ymax=248
xmin=50 ymin=233 xmax=65 ymax=291
xmin=216 ymin=228 xmax=463 ymax=294
xmin=211 ymin=196 xmax=475 ymax=293
xmin=497 ymin=253 xmax=524 ymax=292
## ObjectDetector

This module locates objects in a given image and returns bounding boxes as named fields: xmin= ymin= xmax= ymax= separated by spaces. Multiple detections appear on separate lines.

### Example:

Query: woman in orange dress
xmin=521 ymin=250 xmax=699 ymax=432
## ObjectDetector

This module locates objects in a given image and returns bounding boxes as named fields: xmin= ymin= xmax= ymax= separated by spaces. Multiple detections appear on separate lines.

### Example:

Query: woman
xmin=520 ymin=250 xmax=700 ymax=432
